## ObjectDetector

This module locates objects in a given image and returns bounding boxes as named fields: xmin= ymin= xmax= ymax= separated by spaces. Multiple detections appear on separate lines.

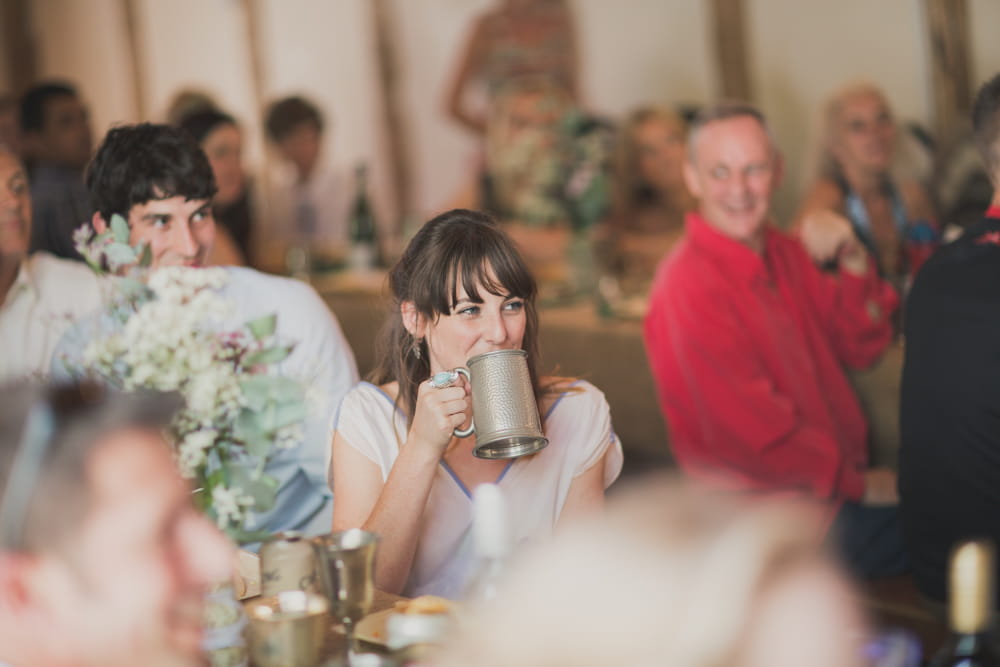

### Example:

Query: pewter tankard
xmin=311 ymin=529 xmax=378 ymax=631
xmin=452 ymin=349 xmax=548 ymax=459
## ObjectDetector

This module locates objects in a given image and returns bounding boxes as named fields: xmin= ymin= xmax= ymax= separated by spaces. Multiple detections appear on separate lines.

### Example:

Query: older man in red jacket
xmin=643 ymin=101 xmax=906 ymax=577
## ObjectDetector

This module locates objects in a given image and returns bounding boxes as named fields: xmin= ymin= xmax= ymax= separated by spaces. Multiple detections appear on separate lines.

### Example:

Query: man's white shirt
xmin=0 ymin=252 xmax=102 ymax=382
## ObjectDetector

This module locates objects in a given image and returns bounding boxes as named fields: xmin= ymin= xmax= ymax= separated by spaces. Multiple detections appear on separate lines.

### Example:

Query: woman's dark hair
xmin=371 ymin=209 xmax=542 ymax=420
xmin=265 ymin=96 xmax=324 ymax=143
xmin=178 ymin=109 xmax=238 ymax=145
xmin=86 ymin=123 xmax=218 ymax=222
xmin=20 ymin=81 xmax=77 ymax=133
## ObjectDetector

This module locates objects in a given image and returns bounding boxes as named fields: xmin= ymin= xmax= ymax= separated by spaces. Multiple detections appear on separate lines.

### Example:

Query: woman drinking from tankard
xmin=330 ymin=209 xmax=623 ymax=598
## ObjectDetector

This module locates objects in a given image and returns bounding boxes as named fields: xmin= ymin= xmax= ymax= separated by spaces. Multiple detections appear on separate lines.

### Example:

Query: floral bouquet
xmin=496 ymin=108 xmax=614 ymax=232
xmin=559 ymin=110 xmax=615 ymax=233
xmin=72 ymin=216 xmax=306 ymax=543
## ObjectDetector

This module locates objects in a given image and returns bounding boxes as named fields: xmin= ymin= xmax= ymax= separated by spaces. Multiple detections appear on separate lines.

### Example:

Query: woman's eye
xmin=152 ymin=216 xmax=170 ymax=229
xmin=504 ymin=300 xmax=524 ymax=312
xmin=192 ymin=211 xmax=207 ymax=224
xmin=457 ymin=305 xmax=480 ymax=316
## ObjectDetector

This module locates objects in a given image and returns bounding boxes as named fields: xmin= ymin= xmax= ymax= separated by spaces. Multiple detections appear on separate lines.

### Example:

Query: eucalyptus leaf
xmin=233 ymin=528 xmax=272 ymax=545
xmin=207 ymin=466 xmax=228 ymax=489
xmin=110 ymin=214 xmax=131 ymax=244
xmin=243 ymin=345 xmax=293 ymax=368
xmin=245 ymin=313 xmax=277 ymax=341
xmin=234 ymin=409 xmax=272 ymax=458
xmin=240 ymin=375 xmax=305 ymax=411
xmin=256 ymin=401 xmax=308 ymax=433
xmin=230 ymin=471 xmax=278 ymax=513
xmin=118 ymin=277 xmax=152 ymax=302
xmin=105 ymin=242 xmax=138 ymax=269
xmin=269 ymin=376 xmax=306 ymax=404
xmin=138 ymin=242 xmax=153 ymax=268
xmin=240 ymin=376 xmax=272 ymax=412
xmin=245 ymin=478 xmax=278 ymax=513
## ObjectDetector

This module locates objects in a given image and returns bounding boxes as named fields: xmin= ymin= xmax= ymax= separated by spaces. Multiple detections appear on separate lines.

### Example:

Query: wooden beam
xmin=1 ymin=0 xmax=38 ymax=95
xmin=240 ymin=0 xmax=273 ymax=266
xmin=372 ymin=0 xmax=411 ymax=234
xmin=925 ymin=0 xmax=972 ymax=153
xmin=120 ymin=0 xmax=146 ymax=120
xmin=711 ymin=0 xmax=753 ymax=101
xmin=240 ymin=0 xmax=267 ymax=115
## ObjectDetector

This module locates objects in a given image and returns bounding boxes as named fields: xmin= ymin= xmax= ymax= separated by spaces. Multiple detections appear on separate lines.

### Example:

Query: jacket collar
xmin=685 ymin=211 xmax=774 ymax=283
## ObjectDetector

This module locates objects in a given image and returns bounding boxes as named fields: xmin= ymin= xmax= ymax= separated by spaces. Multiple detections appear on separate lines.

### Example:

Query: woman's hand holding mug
xmin=409 ymin=371 xmax=471 ymax=456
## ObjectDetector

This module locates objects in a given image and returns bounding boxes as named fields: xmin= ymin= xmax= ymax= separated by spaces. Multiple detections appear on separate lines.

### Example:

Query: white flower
xmin=211 ymin=485 xmax=255 ymax=530
xmin=185 ymin=363 xmax=243 ymax=421
xmin=177 ymin=428 xmax=217 ymax=477
xmin=211 ymin=485 xmax=244 ymax=529
xmin=275 ymin=423 xmax=305 ymax=450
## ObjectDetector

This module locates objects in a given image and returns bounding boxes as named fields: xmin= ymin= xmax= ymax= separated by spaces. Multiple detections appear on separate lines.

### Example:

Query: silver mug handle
xmin=452 ymin=367 xmax=474 ymax=438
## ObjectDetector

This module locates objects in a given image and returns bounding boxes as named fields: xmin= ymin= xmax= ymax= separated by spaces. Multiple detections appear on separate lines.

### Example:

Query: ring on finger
xmin=430 ymin=370 xmax=460 ymax=389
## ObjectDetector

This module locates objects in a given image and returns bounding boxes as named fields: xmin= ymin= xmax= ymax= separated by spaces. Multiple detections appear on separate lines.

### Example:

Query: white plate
xmin=355 ymin=608 xmax=395 ymax=646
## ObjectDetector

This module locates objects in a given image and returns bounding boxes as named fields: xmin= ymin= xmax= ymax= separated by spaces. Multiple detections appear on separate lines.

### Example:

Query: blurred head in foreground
xmin=0 ymin=381 xmax=232 ymax=667
xmin=436 ymin=477 xmax=867 ymax=667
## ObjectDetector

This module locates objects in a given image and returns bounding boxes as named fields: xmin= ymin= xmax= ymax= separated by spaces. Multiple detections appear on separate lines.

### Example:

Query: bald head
xmin=687 ymin=102 xmax=778 ymax=165
xmin=0 ymin=145 xmax=31 ymax=262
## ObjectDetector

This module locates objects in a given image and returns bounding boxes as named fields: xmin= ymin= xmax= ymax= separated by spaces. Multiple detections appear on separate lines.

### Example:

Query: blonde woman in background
xmin=436 ymin=478 xmax=870 ymax=667
xmin=796 ymin=82 xmax=936 ymax=287
xmin=607 ymin=106 xmax=696 ymax=295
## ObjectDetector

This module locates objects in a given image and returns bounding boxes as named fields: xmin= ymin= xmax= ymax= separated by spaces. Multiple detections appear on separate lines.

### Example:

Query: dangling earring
xmin=410 ymin=335 xmax=423 ymax=360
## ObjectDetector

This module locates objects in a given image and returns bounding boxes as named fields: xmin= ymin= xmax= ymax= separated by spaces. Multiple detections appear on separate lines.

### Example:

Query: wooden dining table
xmin=322 ymin=589 xmax=404 ymax=661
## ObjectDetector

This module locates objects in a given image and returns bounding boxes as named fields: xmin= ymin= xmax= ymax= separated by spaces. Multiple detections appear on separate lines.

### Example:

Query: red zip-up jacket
xmin=643 ymin=213 xmax=898 ymax=501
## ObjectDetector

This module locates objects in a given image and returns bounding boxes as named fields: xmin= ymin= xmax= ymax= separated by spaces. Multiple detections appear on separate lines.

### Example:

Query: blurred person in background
xmin=263 ymin=95 xmax=350 ymax=269
xmin=444 ymin=0 xmax=579 ymax=136
xmin=796 ymin=82 xmax=937 ymax=289
xmin=900 ymin=72 xmax=1000 ymax=608
xmin=0 ymin=143 xmax=100 ymax=382
xmin=0 ymin=381 xmax=232 ymax=667
xmin=178 ymin=109 xmax=253 ymax=266
xmin=20 ymin=81 xmax=93 ymax=262
xmin=436 ymin=478 xmax=868 ymax=667
xmin=606 ymin=105 xmax=696 ymax=296
xmin=56 ymin=123 xmax=359 ymax=538
xmin=451 ymin=77 xmax=576 ymax=285
xmin=164 ymin=87 xmax=218 ymax=127
xmin=644 ymin=102 xmax=906 ymax=578
xmin=0 ymin=95 xmax=22 ymax=158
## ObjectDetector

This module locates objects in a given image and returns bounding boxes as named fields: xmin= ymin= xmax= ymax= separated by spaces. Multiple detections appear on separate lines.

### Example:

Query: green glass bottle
xmin=930 ymin=541 xmax=1000 ymax=666
xmin=349 ymin=163 xmax=378 ymax=272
